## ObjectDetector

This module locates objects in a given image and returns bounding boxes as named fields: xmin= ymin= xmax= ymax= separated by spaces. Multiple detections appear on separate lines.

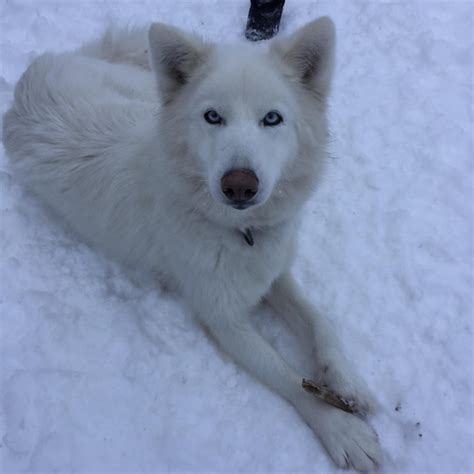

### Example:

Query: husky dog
xmin=3 ymin=18 xmax=382 ymax=471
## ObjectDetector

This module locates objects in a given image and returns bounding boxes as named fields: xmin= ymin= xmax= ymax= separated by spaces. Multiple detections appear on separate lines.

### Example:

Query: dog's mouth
xmin=229 ymin=201 xmax=256 ymax=211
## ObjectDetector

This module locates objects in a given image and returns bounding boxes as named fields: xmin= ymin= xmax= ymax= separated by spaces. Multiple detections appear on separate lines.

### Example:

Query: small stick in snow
xmin=302 ymin=379 xmax=355 ymax=413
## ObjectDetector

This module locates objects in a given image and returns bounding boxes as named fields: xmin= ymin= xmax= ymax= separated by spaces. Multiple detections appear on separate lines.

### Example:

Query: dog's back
xmin=3 ymin=44 xmax=158 ymax=251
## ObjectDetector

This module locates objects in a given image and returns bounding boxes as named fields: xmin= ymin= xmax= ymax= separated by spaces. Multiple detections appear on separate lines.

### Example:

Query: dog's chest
xmin=226 ymin=227 xmax=291 ymax=278
xmin=162 ymin=221 xmax=294 ymax=304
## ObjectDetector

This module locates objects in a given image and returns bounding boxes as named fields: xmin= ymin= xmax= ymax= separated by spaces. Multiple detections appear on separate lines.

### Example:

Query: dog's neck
xmin=239 ymin=227 xmax=254 ymax=246
xmin=237 ymin=215 xmax=297 ymax=248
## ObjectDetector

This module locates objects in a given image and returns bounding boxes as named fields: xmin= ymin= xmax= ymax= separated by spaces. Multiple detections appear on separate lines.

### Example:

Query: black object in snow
xmin=245 ymin=0 xmax=286 ymax=41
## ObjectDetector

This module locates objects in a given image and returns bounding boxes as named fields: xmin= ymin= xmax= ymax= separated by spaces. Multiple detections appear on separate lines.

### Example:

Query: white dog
xmin=3 ymin=18 xmax=382 ymax=471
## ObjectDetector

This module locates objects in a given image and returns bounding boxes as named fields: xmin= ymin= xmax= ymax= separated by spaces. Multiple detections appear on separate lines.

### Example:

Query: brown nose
xmin=221 ymin=169 xmax=259 ymax=203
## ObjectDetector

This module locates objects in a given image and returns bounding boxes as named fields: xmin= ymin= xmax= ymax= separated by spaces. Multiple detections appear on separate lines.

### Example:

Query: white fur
xmin=3 ymin=18 xmax=382 ymax=471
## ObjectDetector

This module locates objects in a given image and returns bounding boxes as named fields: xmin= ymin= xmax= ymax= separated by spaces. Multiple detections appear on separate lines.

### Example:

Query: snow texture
xmin=0 ymin=0 xmax=473 ymax=472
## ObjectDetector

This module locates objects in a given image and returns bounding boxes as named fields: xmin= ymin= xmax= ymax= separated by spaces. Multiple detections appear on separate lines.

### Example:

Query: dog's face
xmin=187 ymin=49 xmax=299 ymax=210
xmin=149 ymin=18 xmax=335 ymax=219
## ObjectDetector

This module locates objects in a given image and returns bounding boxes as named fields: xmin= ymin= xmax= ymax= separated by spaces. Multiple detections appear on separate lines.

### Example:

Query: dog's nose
xmin=221 ymin=169 xmax=259 ymax=203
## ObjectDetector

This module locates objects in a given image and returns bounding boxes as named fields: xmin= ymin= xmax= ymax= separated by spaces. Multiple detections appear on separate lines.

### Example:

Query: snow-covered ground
xmin=0 ymin=0 xmax=472 ymax=472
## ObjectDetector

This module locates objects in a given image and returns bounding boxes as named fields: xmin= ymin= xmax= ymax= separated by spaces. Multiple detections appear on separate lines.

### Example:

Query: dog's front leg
xmin=200 ymin=306 xmax=303 ymax=401
xmin=265 ymin=272 xmax=377 ymax=415
xmin=198 ymin=305 xmax=381 ymax=471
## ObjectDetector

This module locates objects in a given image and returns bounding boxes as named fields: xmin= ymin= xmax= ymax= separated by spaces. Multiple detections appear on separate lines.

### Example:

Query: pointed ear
xmin=148 ymin=23 xmax=211 ymax=103
xmin=272 ymin=17 xmax=336 ymax=100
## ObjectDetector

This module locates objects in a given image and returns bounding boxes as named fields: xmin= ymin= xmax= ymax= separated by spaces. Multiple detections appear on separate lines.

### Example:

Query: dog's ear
xmin=148 ymin=23 xmax=211 ymax=103
xmin=272 ymin=17 xmax=335 ymax=100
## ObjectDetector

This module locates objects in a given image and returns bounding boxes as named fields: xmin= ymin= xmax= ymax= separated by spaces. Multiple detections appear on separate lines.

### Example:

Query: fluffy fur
xmin=3 ymin=18 xmax=382 ymax=471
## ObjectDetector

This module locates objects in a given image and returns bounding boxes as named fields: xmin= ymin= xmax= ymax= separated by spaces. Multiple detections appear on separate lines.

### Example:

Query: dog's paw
xmin=316 ymin=351 xmax=378 ymax=416
xmin=297 ymin=395 xmax=383 ymax=471
xmin=318 ymin=409 xmax=382 ymax=472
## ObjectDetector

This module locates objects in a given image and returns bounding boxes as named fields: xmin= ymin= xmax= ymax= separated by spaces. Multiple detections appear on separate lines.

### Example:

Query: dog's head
xmin=148 ymin=18 xmax=335 ymax=226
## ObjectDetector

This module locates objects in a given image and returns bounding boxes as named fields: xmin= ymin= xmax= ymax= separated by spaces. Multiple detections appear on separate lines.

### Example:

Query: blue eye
xmin=262 ymin=111 xmax=283 ymax=126
xmin=204 ymin=109 xmax=224 ymax=125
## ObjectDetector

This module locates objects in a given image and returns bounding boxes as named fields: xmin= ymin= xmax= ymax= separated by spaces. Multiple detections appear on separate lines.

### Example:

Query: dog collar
xmin=240 ymin=227 xmax=254 ymax=246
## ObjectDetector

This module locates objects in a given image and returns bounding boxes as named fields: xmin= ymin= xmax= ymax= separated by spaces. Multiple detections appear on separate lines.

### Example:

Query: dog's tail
xmin=79 ymin=25 xmax=152 ymax=70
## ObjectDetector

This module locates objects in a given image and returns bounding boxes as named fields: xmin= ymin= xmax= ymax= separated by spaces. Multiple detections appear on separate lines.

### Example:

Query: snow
xmin=0 ymin=0 xmax=472 ymax=472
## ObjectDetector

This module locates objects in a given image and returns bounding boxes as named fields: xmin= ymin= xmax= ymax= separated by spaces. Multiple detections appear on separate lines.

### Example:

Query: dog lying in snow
xmin=3 ymin=17 xmax=382 ymax=471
